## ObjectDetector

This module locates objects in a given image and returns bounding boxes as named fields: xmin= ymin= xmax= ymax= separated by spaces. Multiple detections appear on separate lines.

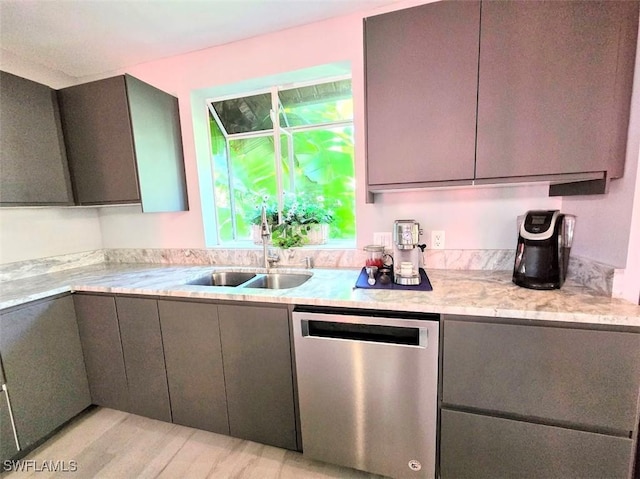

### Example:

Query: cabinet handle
xmin=2 ymin=384 xmax=21 ymax=451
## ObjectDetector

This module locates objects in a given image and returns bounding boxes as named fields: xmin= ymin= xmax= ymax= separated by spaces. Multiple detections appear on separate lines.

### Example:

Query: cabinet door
xmin=476 ymin=1 xmax=639 ymax=180
xmin=0 ymin=71 xmax=73 ymax=205
xmin=0 ymin=296 xmax=91 ymax=450
xmin=158 ymin=300 xmax=229 ymax=434
xmin=440 ymin=409 xmax=634 ymax=479
xmin=365 ymin=1 xmax=479 ymax=187
xmin=74 ymin=294 xmax=129 ymax=411
xmin=442 ymin=318 xmax=640 ymax=433
xmin=125 ymin=75 xmax=188 ymax=212
xmin=57 ymin=76 xmax=140 ymax=205
xmin=116 ymin=297 xmax=171 ymax=422
xmin=218 ymin=305 xmax=297 ymax=450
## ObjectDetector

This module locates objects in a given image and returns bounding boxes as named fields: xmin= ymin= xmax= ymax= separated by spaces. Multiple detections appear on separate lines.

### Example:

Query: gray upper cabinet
xmin=364 ymin=0 xmax=639 ymax=197
xmin=0 ymin=295 xmax=91 ymax=451
xmin=158 ymin=300 xmax=229 ymax=435
xmin=365 ymin=1 xmax=480 ymax=190
xmin=0 ymin=71 xmax=74 ymax=206
xmin=57 ymin=74 xmax=188 ymax=211
xmin=476 ymin=0 xmax=639 ymax=191
xmin=116 ymin=296 xmax=172 ymax=422
xmin=74 ymin=294 xmax=130 ymax=412
xmin=218 ymin=304 xmax=297 ymax=450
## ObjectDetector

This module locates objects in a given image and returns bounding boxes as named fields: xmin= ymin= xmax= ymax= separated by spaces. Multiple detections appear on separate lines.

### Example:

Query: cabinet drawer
xmin=442 ymin=318 xmax=640 ymax=432
xmin=440 ymin=409 xmax=634 ymax=479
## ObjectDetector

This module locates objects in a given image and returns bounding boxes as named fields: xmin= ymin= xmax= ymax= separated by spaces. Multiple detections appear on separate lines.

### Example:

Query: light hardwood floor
xmin=3 ymin=407 xmax=386 ymax=479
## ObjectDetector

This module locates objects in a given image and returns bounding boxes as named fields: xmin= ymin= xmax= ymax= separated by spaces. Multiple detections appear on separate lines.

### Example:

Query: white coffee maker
xmin=393 ymin=219 xmax=423 ymax=285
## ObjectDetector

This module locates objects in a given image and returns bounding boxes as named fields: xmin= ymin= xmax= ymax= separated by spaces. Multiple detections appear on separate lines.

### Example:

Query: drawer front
xmin=440 ymin=409 xmax=634 ymax=479
xmin=442 ymin=318 xmax=640 ymax=432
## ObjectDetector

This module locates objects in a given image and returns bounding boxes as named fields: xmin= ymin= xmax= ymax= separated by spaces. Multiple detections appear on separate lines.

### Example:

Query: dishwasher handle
xmin=301 ymin=319 xmax=427 ymax=347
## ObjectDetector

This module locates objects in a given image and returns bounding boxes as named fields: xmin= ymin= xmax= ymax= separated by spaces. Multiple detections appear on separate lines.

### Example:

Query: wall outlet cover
xmin=431 ymin=230 xmax=445 ymax=249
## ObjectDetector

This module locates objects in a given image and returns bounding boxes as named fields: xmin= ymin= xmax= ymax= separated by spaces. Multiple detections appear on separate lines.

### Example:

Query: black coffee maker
xmin=512 ymin=210 xmax=576 ymax=290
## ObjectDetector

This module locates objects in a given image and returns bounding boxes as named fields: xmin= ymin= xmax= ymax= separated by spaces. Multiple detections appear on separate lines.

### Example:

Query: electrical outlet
xmin=373 ymin=232 xmax=392 ymax=250
xmin=431 ymin=230 xmax=445 ymax=249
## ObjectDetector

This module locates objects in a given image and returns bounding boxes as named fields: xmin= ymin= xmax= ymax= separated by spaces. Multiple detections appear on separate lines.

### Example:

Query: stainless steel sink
xmin=185 ymin=271 xmax=312 ymax=289
xmin=242 ymin=273 xmax=312 ymax=290
xmin=187 ymin=271 xmax=257 ymax=287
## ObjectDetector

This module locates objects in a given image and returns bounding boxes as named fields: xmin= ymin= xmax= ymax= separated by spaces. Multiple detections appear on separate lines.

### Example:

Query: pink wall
xmin=1 ymin=0 xmax=637 ymax=297
xmin=97 ymin=0 xmax=566 ymax=254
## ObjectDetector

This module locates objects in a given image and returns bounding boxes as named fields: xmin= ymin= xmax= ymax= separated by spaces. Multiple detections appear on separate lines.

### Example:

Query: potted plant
xmin=250 ymin=194 xmax=334 ymax=248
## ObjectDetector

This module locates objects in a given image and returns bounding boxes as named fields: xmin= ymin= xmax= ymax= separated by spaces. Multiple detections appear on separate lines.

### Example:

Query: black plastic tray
xmin=354 ymin=267 xmax=433 ymax=291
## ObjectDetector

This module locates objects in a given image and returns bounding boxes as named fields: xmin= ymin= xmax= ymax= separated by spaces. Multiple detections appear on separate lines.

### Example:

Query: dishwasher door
xmin=292 ymin=308 xmax=439 ymax=479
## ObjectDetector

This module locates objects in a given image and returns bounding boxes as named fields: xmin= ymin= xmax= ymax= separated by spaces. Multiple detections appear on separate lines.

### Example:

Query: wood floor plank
xmin=4 ymin=407 xmax=386 ymax=479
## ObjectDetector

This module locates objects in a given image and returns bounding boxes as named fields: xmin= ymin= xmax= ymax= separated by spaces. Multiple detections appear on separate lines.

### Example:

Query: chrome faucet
xmin=260 ymin=204 xmax=278 ymax=269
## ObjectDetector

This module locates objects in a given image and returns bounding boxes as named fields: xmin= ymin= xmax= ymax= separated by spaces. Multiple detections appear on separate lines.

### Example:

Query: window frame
xmin=206 ymin=74 xmax=355 ymax=245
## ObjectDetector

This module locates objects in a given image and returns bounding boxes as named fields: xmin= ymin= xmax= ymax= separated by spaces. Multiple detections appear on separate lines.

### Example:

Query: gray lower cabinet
xmin=74 ymin=294 xmax=129 ymax=411
xmin=218 ymin=304 xmax=297 ymax=450
xmin=0 ymin=71 xmax=73 ymax=206
xmin=158 ymin=300 xmax=229 ymax=434
xmin=440 ymin=409 xmax=633 ymax=479
xmin=0 ymin=295 xmax=91 ymax=451
xmin=116 ymin=297 xmax=172 ymax=422
xmin=57 ymin=74 xmax=188 ymax=211
xmin=440 ymin=316 xmax=640 ymax=479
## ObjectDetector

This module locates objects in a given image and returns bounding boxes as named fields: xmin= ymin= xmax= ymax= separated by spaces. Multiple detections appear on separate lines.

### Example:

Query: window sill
xmin=209 ymin=239 xmax=356 ymax=250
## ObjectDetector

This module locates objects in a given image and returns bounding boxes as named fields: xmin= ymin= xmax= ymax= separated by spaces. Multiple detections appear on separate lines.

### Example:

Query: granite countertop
xmin=1 ymin=263 xmax=639 ymax=329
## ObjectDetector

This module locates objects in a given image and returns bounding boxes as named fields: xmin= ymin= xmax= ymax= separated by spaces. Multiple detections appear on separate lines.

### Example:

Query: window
xmin=208 ymin=77 xmax=355 ymax=245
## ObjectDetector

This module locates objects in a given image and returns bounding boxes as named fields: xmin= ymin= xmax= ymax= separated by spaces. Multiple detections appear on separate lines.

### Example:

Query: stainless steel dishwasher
xmin=292 ymin=306 xmax=439 ymax=479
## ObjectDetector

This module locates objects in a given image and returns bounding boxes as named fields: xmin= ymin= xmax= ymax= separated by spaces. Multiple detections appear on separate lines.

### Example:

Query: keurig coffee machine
xmin=512 ymin=210 xmax=576 ymax=290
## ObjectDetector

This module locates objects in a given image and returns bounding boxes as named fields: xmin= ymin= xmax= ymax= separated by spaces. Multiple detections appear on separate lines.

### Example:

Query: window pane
xmin=291 ymin=126 xmax=356 ymax=239
xmin=212 ymin=92 xmax=273 ymax=134
xmin=210 ymin=113 xmax=233 ymax=242
xmin=228 ymin=135 xmax=276 ymax=240
xmin=280 ymin=79 xmax=353 ymax=127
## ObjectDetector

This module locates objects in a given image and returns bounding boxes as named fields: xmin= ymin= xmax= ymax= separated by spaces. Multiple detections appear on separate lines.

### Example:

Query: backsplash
xmin=0 ymin=250 xmax=105 ymax=282
xmin=1 ymin=247 xmax=614 ymax=297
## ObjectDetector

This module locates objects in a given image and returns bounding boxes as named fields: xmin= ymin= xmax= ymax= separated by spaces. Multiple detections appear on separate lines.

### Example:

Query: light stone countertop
xmin=1 ymin=263 xmax=639 ymax=329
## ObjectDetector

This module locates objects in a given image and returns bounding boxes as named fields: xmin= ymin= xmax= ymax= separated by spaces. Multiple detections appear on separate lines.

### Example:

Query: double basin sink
xmin=186 ymin=271 xmax=312 ymax=290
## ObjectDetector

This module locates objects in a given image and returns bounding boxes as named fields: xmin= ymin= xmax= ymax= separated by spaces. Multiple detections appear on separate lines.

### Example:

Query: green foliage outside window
xmin=210 ymin=81 xmax=355 ymax=244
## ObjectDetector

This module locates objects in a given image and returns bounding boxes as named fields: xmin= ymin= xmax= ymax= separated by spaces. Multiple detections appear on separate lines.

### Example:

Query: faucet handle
xmin=304 ymin=256 xmax=313 ymax=269
xmin=260 ymin=204 xmax=271 ymax=236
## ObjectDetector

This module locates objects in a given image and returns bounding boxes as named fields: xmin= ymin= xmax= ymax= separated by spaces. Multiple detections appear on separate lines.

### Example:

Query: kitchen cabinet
xmin=364 ymin=1 xmax=639 ymax=198
xmin=218 ymin=304 xmax=297 ymax=450
xmin=158 ymin=299 xmax=229 ymax=434
xmin=74 ymin=294 xmax=129 ymax=411
xmin=476 ymin=0 xmax=639 ymax=195
xmin=0 ymin=71 xmax=74 ymax=206
xmin=0 ymin=295 xmax=91 ymax=451
xmin=364 ymin=1 xmax=480 ymax=190
xmin=441 ymin=409 xmax=633 ymax=479
xmin=57 ymin=74 xmax=188 ymax=211
xmin=116 ymin=296 xmax=172 ymax=422
xmin=440 ymin=316 xmax=640 ymax=479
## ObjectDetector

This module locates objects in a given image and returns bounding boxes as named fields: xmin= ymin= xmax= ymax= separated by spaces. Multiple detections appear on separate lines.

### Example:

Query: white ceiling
xmin=0 ymin=0 xmax=405 ymax=78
